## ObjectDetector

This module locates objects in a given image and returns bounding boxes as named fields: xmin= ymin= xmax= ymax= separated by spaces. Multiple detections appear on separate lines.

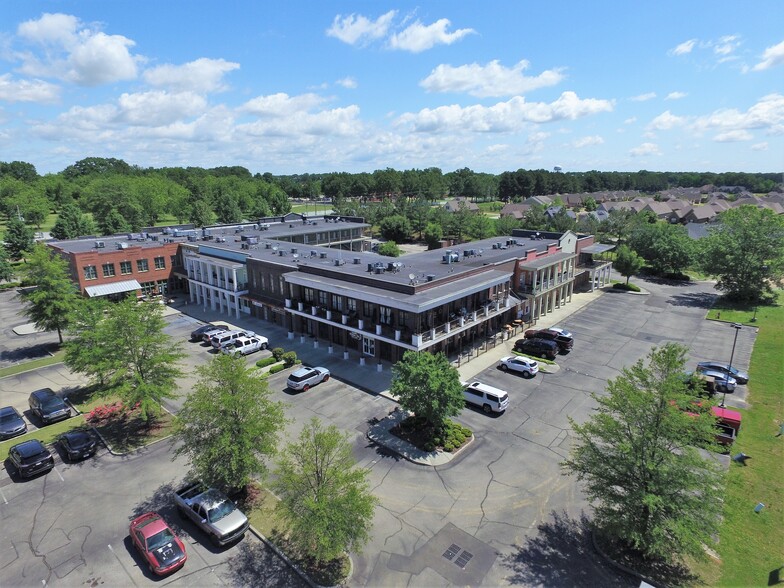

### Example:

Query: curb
xmin=247 ymin=524 xmax=353 ymax=588
xmin=590 ymin=531 xmax=666 ymax=588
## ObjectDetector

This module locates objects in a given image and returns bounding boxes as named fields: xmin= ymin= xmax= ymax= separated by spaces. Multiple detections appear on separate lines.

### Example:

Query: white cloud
xmin=691 ymin=93 xmax=784 ymax=132
xmin=237 ymin=92 xmax=362 ymax=137
xmin=750 ymin=142 xmax=768 ymax=151
xmin=647 ymin=110 xmax=687 ymax=130
xmin=0 ymin=74 xmax=59 ymax=103
xmin=144 ymin=58 xmax=239 ymax=93
xmin=713 ymin=129 xmax=753 ymax=142
xmin=15 ymin=13 xmax=140 ymax=86
xmin=326 ymin=11 xmax=396 ymax=45
xmin=572 ymin=135 xmax=604 ymax=148
xmin=713 ymin=34 xmax=740 ymax=56
xmin=239 ymin=92 xmax=326 ymax=117
xmin=670 ymin=39 xmax=697 ymax=56
xmin=388 ymin=19 xmax=475 ymax=53
xmin=630 ymin=92 xmax=656 ymax=102
xmin=630 ymin=142 xmax=660 ymax=156
xmin=419 ymin=59 xmax=564 ymax=98
xmin=752 ymin=40 xmax=784 ymax=71
xmin=116 ymin=91 xmax=207 ymax=126
xmin=624 ymin=116 xmax=637 ymax=124
xmin=336 ymin=77 xmax=358 ymax=89
xmin=397 ymin=92 xmax=613 ymax=133
xmin=666 ymin=91 xmax=687 ymax=100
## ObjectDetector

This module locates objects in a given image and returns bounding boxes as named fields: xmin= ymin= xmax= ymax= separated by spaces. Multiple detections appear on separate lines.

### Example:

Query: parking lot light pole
xmin=721 ymin=323 xmax=742 ymax=408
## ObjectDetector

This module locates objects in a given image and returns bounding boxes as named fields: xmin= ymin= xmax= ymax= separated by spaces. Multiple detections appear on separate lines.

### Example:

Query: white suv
xmin=463 ymin=381 xmax=509 ymax=414
xmin=498 ymin=356 xmax=539 ymax=378
xmin=222 ymin=336 xmax=268 ymax=356
xmin=211 ymin=330 xmax=256 ymax=350
xmin=286 ymin=367 xmax=330 ymax=391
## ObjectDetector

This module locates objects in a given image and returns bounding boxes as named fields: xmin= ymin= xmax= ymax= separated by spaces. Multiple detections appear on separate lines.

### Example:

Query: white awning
xmin=84 ymin=279 xmax=142 ymax=298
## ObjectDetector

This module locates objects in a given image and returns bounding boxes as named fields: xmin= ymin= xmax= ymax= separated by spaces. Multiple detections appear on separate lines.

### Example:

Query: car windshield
xmin=146 ymin=528 xmax=175 ymax=551
xmin=0 ymin=408 xmax=19 ymax=422
xmin=40 ymin=396 xmax=64 ymax=409
xmin=207 ymin=500 xmax=236 ymax=522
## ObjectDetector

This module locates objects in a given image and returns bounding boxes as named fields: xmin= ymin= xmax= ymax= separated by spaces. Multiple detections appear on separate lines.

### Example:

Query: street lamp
xmin=721 ymin=323 xmax=742 ymax=408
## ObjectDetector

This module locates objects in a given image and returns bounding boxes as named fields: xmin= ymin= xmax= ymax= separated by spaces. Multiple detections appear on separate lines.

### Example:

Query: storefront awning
xmin=84 ymin=279 xmax=142 ymax=298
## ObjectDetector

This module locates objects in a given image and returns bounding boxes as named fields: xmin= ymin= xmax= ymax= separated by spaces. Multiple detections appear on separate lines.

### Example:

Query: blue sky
xmin=1 ymin=1 xmax=783 ymax=175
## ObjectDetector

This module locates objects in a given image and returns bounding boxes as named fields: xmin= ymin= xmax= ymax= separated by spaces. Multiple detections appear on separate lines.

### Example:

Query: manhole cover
xmin=455 ymin=551 xmax=474 ymax=568
xmin=442 ymin=544 xmax=460 ymax=561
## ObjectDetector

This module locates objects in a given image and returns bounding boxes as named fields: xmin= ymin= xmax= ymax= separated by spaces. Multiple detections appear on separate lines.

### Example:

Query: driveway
xmin=0 ymin=290 xmax=62 ymax=369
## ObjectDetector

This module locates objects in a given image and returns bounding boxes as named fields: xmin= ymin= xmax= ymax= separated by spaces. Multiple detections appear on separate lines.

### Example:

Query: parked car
xmin=129 ymin=512 xmax=188 ymax=576
xmin=190 ymin=323 xmax=228 ymax=342
xmin=287 ymin=366 xmax=330 ymax=391
xmin=221 ymin=335 xmax=269 ymax=356
xmin=524 ymin=328 xmax=573 ymax=353
xmin=7 ymin=439 xmax=55 ymax=478
xmin=28 ymin=388 xmax=71 ymax=425
xmin=697 ymin=361 xmax=749 ymax=385
xmin=498 ymin=356 xmax=539 ymax=378
xmin=513 ymin=338 xmax=558 ymax=360
xmin=695 ymin=368 xmax=737 ymax=393
xmin=463 ymin=381 xmax=509 ymax=413
xmin=58 ymin=430 xmax=97 ymax=461
xmin=201 ymin=326 xmax=229 ymax=343
xmin=0 ymin=406 xmax=27 ymax=440
xmin=210 ymin=329 xmax=256 ymax=350
xmin=548 ymin=326 xmax=573 ymax=338
xmin=173 ymin=481 xmax=249 ymax=546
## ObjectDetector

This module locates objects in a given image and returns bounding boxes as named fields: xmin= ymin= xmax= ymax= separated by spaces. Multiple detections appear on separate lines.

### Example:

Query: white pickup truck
xmin=173 ymin=482 xmax=249 ymax=546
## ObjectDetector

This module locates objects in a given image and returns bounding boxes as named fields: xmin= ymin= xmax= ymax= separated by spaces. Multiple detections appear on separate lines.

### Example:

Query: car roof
xmin=132 ymin=512 xmax=168 ymax=537
xmin=0 ymin=406 xmax=20 ymax=416
xmin=290 ymin=367 xmax=314 ymax=377
xmin=13 ymin=439 xmax=47 ymax=456
xmin=62 ymin=430 xmax=91 ymax=441
xmin=30 ymin=388 xmax=56 ymax=398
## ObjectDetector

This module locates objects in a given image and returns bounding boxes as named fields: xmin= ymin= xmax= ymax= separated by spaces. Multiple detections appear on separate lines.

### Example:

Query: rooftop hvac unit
xmin=310 ymin=250 xmax=317 ymax=257
xmin=368 ymin=263 xmax=374 ymax=272
xmin=150 ymin=235 xmax=158 ymax=241
xmin=426 ymin=274 xmax=436 ymax=282
xmin=278 ymin=250 xmax=286 ymax=256
xmin=241 ymin=243 xmax=250 ymax=250
xmin=374 ymin=266 xmax=385 ymax=274
xmin=353 ymin=257 xmax=361 ymax=264
xmin=290 ymin=247 xmax=297 ymax=254
xmin=319 ymin=252 xmax=327 ymax=259
xmin=162 ymin=227 xmax=172 ymax=235
xmin=247 ymin=237 xmax=258 ymax=245
xmin=116 ymin=242 xmax=128 ymax=250
xmin=187 ymin=235 xmax=198 ymax=242
xmin=442 ymin=251 xmax=459 ymax=264
xmin=94 ymin=241 xmax=105 ymax=248
xmin=215 ymin=237 xmax=226 ymax=243
xmin=259 ymin=223 xmax=270 ymax=230
xmin=265 ymin=242 xmax=272 ymax=249
xmin=334 ymin=259 xmax=345 ymax=266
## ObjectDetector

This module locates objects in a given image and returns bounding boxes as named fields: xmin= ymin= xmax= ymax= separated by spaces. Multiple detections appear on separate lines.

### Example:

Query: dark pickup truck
xmin=524 ymin=328 xmax=574 ymax=353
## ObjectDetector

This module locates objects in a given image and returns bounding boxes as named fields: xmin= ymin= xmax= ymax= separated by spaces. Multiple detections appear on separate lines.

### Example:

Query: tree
xmin=100 ymin=298 xmax=185 ymax=420
xmin=423 ymin=222 xmax=443 ymax=249
xmin=467 ymin=214 xmax=495 ymax=240
xmin=17 ymin=244 xmax=80 ymax=343
xmin=377 ymin=241 xmax=401 ymax=257
xmin=390 ymin=351 xmax=464 ymax=431
xmin=274 ymin=418 xmax=378 ymax=564
xmin=562 ymin=344 xmax=723 ymax=562
xmin=613 ymin=245 xmax=643 ymax=285
xmin=51 ymin=203 xmax=96 ymax=240
xmin=699 ymin=205 xmax=784 ymax=301
xmin=174 ymin=354 xmax=285 ymax=490
xmin=0 ymin=243 xmax=13 ymax=282
xmin=604 ymin=208 xmax=636 ymax=246
xmin=4 ymin=217 xmax=34 ymax=260
xmin=628 ymin=222 xmax=693 ymax=276
xmin=378 ymin=214 xmax=411 ymax=242
xmin=63 ymin=297 xmax=115 ymax=386
xmin=583 ymin=197 xmax=598 ymax=212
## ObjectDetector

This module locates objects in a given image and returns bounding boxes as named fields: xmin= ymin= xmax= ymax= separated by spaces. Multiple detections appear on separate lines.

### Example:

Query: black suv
xmin=524 ymin=328 xmax=574 ymax=353
xmin=7 ymin=439 xmax=55 ymax=478
xmin=28 ymin=388 xmax=71 ymax=425
xmin=513 ymin=338 xmax=558 ymax=360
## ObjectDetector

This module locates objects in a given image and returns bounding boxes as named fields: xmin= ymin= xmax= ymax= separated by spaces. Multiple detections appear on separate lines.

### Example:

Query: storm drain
xmin=442 ymin=544 xmax=474 ymax=569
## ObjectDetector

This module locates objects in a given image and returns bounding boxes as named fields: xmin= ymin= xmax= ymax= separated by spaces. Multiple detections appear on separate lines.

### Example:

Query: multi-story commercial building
xmin=48 ymin=214 xmax=611 ymax=366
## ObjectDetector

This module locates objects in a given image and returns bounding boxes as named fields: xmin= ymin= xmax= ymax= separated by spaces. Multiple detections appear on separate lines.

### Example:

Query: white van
xmin=463 ymin=381 xmax=509 ymax=414
xmin=211 ymin=330 xmax=254 ymax=350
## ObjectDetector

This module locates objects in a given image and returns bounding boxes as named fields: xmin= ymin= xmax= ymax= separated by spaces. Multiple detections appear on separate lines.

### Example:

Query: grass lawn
xmin=0 ymin=415 xmax=87 ymax=462
xmin=689 ymin=290 xmax=783 ymax=587
xmin=0 ymin=349 xmax=66 ymax=378
xmin=476 ymin=201 xmax=504 ymax=212
xmin=706 ymin=296 xmax=776 ymax=326
xmin=244 ymin=483 xmax=350 ymax=585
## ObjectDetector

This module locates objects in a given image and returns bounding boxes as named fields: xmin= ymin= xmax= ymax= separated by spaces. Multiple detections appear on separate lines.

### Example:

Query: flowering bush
xmin=86 ymin=402 xmax=126 ymax=423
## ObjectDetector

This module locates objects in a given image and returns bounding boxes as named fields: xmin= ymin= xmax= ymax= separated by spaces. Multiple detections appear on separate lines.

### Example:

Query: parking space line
xmin=108 ymin=544 xmax=138 ymax=587
xmin=53 ymin=467 xmax=64 ymax=482
xmin=0 ymin=486 xmax=6 ymax=504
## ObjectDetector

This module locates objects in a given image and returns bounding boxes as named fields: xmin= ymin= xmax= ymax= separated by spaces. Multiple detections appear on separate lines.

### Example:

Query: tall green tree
xmin=4 ymin=217 xmax=34 ymax=260
xmin=51 ymin=203 xmax=96 ymax=240
xmin=102 ymin=298 xmax=184 ymax=419
xmin=174 ymin=354 xmax=285 ymax=490
xmin=379 ymin=214 xmax=411 ymax=242
xmin=628 ymin=222 xmax=693 ymax=275
xmin=423 ymin=222 xmax=443 ymax=249
xmin=390 ymin=351 xmax=464 ymax=432
xmin=274 ymin=418 xmax=378 ymax=565
xmin=63 ymin=297 xmax=115 ymax=385
xmin=17 ymin=244 xmax=80 ymax=343
xmin=377 ymin=241 xmax=401 ymax=257
xmin=0 ymin=243 xmax=14 ymax=282
xmin=562 ymin=344 xmax=723 ymax=562
xmin=613 ymin=245 xmax=644 ymax=285
xmin=699 ymin=205 xmax=784 ymax=301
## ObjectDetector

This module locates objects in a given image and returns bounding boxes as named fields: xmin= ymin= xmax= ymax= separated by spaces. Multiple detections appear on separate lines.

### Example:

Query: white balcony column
xmin=376 ymin=324 xmax=382 ymax=335
xmin=285 ymin=299 xmax=292 ymax=308
xmin=430 ymin=327 xmax=436 ymax=339
xmin=472 ymin=310 xmax=477 ymax=321
xmin=326 ymin=310 xmax=332 ymax=321
xmin=395 ymin=329 xmax=401 ymax=341
xmin=311 ymin=306 xmax=317 ymax=316
xmin=358 ymin=319 xmax=364 ymax=330
xmin=445 ymin=322 xmax=451 ymax=334
xmin=298 ymin=302 xmax=304 ymax=311
xmin=412 ymin=334 xmax=422 ymax=346
xmin=342 ymin=314 xmax=348 ymax=325
xmin=234 ymin=295 xmax=241 ymax=319
xmin=232 ymin=267 xmax=238 ymax=291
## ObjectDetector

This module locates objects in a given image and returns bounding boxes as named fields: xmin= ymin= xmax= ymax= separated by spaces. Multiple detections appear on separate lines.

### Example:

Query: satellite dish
xmin=409 ymin=273 xmax=416 ymax=280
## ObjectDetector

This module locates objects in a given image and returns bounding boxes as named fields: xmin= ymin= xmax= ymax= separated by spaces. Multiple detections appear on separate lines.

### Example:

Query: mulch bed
xmin=388 ymin=416 xmax=471 ymax=453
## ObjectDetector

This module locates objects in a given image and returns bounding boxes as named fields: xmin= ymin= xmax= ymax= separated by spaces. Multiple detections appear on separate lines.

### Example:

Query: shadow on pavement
xmin=666 ymin=291 xmax=718 ymax=309
xmin=227 ymin=540 xmax=307 ymax=587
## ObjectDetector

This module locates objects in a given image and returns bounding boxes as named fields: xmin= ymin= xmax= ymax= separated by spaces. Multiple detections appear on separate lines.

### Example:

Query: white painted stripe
xmin=53 ymin=467 xmax=64 ymax=482
xmin=0 ymin=486 xmax=7 ymax=504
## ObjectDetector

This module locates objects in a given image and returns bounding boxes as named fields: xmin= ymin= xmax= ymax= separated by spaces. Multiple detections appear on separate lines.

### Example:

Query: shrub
xmin=255 ymin=357 xmax=279 ymax=368
xmin=268 ymin=363 xmax=288 ymax=375
xmin=282 ymin=351 xmax=297 ymax=367
xmin=432 ymin=437 xmax=442 ymax=446
xmin=423 ymin=442 xmax=435 ymax=452
xmin=271 ymin=347 xmax=285 ymax=360
xmin=613 ymin=282 xmax=641 ymax=292
xmin=461 ymin=427 xmax=472 ymax=438
xmin=443 ymin=442 xmax=454 ymax=452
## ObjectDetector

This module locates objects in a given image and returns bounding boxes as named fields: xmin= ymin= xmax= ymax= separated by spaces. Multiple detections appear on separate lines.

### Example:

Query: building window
xmin=332 ymin=295 xmax=342 ymax=312
xmin=363 ymin=337 xmax=375 ymax=357
xmin=346 ymin=298 xmax=356 ymax=313
xmin=154 ymin=256 xmax=166 ymax=270
xmin=380 ymin=306 xmax=392 ymax=325
xmin=102 ymin=263 xmax=115 ymax=278
xmin=318 ymin=291 xmax=328 ymax=306
xmin=304 ymin=288 xmax=314 ymax=303
xmin=157 ymin=280 xmax=168 ymax=295
xmin=83 ymin=265 xmax=97 ymax=280
xmin=140 ymin=281 xmax=156 ymax=296
xmin=120 ymin=261 xmax=132 ymax=275
xmin=137 ymin=259 xmax=149 ymax=272
xmin=279 ymin=276 xmax=285 ymax=297
xmin=363 ymin=301 xmax=373 ymax=317
xmin=170 ymin=255 xmax=176 ymax=266
xmin=398 ymin=310 xmax=408 ymax=327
